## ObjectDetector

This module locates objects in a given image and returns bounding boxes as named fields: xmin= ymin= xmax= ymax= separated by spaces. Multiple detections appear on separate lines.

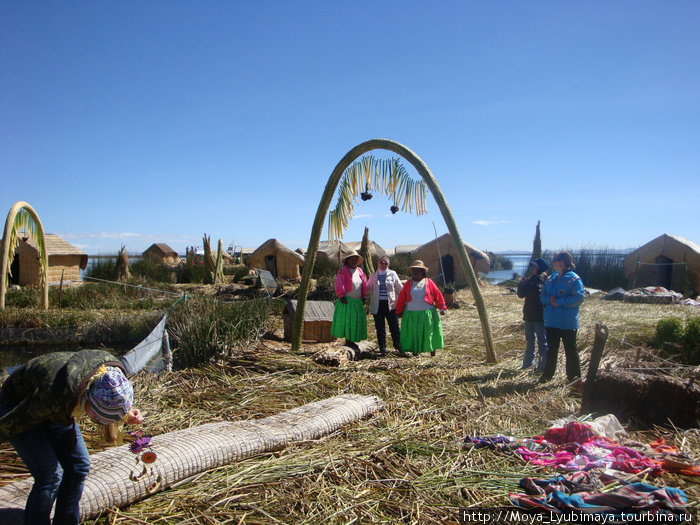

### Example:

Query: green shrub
xmin=229 ymin=264 xmax=252 ymax=283
xmin=131 ymin=257 xmax=174 ymax=283
xmin=310 ymin=256 xmax=340 ymax=279
xmin=389 ymin=252 xmax=412 ymax=280
xmin=573 ymin=247 xmax=626 ymax=290
xmin=177 ymin=256 xmax=206 ymax=283
xmin=168 ymin=297 xmax=275 ymax=368
xmin=86 ymin=257 xmax=118 ymax=281
xmin=4 ymin=286 xmax=41 ymax=308
xmin=683 ymin=317 xmax=700 ymax=365
xmin=309 ymin=275 xmax=336 ymax=301
xmin=655 ymin=317 xmax=684 ymax=348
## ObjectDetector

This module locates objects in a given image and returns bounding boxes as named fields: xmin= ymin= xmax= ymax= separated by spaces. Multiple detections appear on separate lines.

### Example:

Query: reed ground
xmin=1 ymin=283 xmax=698 ymax=524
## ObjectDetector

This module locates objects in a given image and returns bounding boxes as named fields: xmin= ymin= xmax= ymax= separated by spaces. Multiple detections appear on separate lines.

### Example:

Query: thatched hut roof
xmin=143 ymin=243 xmax=178 ymax=259
xmin=394 ymin=245 xmax=421 ymax=254
xmin=623 ymin=233 xmax=700 ymax=295
xmin=343 ymin=240 xmax=387 ymax=259
xmin=22 ymin=234 xmax=88 ymax=269
xmin=317 ymin=240 xmax=387 ymax=263
xmin=246 ymin=239 xmax=305 ymax=280
xmin=411 ymin=234 xmax=490 ymax=287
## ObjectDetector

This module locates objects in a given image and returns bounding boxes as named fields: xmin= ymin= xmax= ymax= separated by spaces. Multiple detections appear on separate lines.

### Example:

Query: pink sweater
xmin=335 ymin=266 xmax=367 ymax=300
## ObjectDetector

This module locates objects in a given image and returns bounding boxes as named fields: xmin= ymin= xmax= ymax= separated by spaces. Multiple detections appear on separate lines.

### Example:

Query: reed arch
xmin=0 ymin=201 xmax=49 ymax=310
xmin=292 ymin=139 xmax=497 ymax=363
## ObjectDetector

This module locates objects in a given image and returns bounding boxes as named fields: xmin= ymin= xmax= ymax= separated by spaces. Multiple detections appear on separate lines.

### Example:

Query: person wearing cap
xmin=367 ymin=255 xmax=403 ymax=355
xmin=0 ymin=349 xmax=143 ymax=524
xmin=395 ymin=260 xmax=447 ymax=356
xmin=538 ymin=251 xmax=585 ymax=384
xmin=517 ymin=257 xmax=549 ymax=371
xmin=331 ymin=250 xmax=368 ymax=344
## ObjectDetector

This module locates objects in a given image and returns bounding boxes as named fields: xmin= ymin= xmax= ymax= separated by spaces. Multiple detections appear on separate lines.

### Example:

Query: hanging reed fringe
xmin=327 ymin=155 xmax=428 ymax=241
xmin=0 ymin=394 xmax=383 ymax=524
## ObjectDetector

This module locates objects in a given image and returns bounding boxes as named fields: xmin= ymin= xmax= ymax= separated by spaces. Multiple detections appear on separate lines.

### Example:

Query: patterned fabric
xmin=544 ymin=422 xmax=598 ymax=444
xmin=462 ymin=422 xmax=698 ymax=477
xmin=378 ymin=273 xmax=388 ymax=300
xmin=87 ymin=366 xmax=133 ymax=424
xmin=464 ymin=435 xmax=514 ymax=450
xmin=511 ymin=470 xmax=688 ymax=518
xmin=330 ymin=297 xmax=367 ymax=342
xmin=400 ymin=309 xmax=444 ymax=354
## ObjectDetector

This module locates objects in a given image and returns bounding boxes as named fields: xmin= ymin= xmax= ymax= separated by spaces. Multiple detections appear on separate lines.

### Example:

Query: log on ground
xmin=0 ymin=394 xmax=383 ymax=524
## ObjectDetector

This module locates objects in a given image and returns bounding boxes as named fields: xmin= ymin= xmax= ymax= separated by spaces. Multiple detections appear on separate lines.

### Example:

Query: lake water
xmin=482 ymin=254 xmax=532 ymax=284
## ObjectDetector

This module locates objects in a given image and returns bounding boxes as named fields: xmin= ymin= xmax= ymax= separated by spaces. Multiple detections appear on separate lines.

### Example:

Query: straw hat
xmin=343 ymin=250 xmax=364 ymax=265
xmin=408 ymin=260 xmax=429 ymax=272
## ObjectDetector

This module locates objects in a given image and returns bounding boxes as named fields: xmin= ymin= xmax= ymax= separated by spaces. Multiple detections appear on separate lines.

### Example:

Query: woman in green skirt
xmin=395 ymin=260 xmax=447 ymax=356
xmin=331 ymin=251 xmax=368 ymax=344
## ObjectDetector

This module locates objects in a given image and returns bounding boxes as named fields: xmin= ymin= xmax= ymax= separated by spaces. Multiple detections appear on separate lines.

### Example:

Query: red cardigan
xmin=395 ymin=278 xmax=446 ymax=315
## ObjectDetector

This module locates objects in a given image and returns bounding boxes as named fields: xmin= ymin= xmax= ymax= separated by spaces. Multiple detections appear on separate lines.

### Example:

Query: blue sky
xmin=2 ymin=1 xmax=698 ymax=255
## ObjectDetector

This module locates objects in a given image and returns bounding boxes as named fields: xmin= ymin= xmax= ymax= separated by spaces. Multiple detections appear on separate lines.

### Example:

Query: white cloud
xmin=473 ymin=220 xmax=507 ymax=226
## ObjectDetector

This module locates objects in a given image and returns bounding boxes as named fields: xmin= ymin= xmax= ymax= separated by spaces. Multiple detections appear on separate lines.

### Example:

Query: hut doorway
xmin=440 ymin=254 xmax=455 ymax=286
xmin=655 ymin=255 xmax=673 ymax=289
xmin=265 ymin=255 xmax=277 ymax=277
xmin=9 ymin=255 xmax=20 ymax=285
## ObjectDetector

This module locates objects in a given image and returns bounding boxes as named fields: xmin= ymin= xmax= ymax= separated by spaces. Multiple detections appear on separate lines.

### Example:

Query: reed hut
xmin=394 ymin=245 xmax=421 ymax=254
xmin=143 ymin=243 xmax=180 ymax=267
xmin=624 ymin=233 xmax=700 ymax=297
xmin=411 ymin=233 xmax=490 ymax=287
xmin=283 ymin=299 xmax=335 ymax=342
xmin=344 ymin=240 xmax=387 ymax=260
xmin=246 ymin=239 xmax=305 ymax=280
xmin=317 ymin=240 xmax=386 ymax=264
xmin=12 ymin=234 xmax=87 ymax=285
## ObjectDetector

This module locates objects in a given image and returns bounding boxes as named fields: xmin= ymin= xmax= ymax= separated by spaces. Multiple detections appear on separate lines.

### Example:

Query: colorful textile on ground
xmin=463 ymin=421 xmax=699 ymax=477
xmin=463 ymin=435 xmax=515 ymax=450
xmin=544 ymin=421 xmax=598 ymax=444
xmin=510 ymin=470 xmax=688 ymax=520
xmin=330 ymin=297 xmax=367 ymax=342
xmin=400 ymin=309 xmax=443 ymax=354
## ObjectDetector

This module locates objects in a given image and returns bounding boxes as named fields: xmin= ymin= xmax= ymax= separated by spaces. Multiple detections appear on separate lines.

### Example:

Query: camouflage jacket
xmin=0 ymin=349 xmax=125 ymax=442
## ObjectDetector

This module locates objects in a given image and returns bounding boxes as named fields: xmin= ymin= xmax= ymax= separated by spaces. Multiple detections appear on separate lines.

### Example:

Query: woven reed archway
xmin=291 ymin=139 xmax=496 ymax=363
xmin=0 ymin=201 xmax=49 ymax=310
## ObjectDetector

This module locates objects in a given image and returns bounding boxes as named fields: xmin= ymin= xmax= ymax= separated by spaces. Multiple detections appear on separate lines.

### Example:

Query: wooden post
xmin=631 ymin=257 xmax=640 ymax=289
xmin=58 ymin=269 xmax=64 ymax=309
xmin=581 ymin=322 xmax=609 ymax=414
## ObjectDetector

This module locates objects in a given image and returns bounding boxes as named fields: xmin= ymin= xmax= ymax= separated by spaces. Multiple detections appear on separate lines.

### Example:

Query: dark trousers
xmin=372 ymin=300 xmax=401 ymax=351
xmin=540 ymin=327 xmax=581 ymax=382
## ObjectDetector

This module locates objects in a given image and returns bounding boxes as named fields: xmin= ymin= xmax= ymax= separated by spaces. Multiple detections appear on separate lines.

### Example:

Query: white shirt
xmin=406 ymin=279 xmax=433 ymax=311
xmin=345 ymin=268 xmax=363 ymax=299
